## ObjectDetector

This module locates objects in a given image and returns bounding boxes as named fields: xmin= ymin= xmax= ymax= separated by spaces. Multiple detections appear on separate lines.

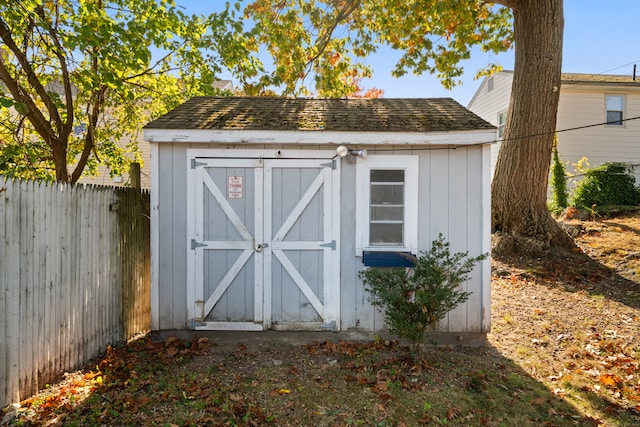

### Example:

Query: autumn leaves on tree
xmin=0 ymin=1 xmax=258 ymax=182
xmin=1 ymin=0 xmax=571 ymax=249
xmin=245 ymin=0 xmax=570 ymax=249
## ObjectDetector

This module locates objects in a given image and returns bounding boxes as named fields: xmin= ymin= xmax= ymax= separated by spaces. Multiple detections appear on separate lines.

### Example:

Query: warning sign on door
xmin=228 ymin=176 xmax=243 ymax=199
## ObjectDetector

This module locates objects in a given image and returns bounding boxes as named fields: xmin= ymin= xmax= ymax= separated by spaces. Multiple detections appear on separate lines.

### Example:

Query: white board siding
xmin=338 ymin=146 xmax=490 ymax=333
xmin=556 ymin=90 xmax=640 ymax=168
xmin=467 ymin=72 xmax=513 ymax=174
xmin=467 ymin=72 xmax=513 ymax=126
xmin=469 ymin=71 xmax=640 ymax=175
xmin=152 ymin=142 xmax=490 ymax=334
xmin=150 ymin=143 xmax=160 ymax=330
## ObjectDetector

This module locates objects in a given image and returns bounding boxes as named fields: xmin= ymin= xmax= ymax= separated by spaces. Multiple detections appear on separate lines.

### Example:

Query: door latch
xmin=255 ymin=243 xmax=269 ymax=252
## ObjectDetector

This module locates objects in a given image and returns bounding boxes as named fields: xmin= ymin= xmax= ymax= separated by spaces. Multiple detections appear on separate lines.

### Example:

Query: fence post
xmin=130 ymin=162 xmax=141 ymax=189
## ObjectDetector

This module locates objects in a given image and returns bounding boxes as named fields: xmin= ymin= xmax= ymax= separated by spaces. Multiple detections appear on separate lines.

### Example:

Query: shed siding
xmin=340 ymin=146 xmax=489 ymax=333
xmin=153 ymin=143 xmax=490 ymax=333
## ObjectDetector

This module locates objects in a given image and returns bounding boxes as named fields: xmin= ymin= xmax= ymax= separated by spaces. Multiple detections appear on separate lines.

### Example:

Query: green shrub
xmin=549 ymin=136 xmax=568 ymax=215
xmin=571 ymin=162 xmax=640 ymax=211
xmin=358 ymin=234 xmax=487 ymax=346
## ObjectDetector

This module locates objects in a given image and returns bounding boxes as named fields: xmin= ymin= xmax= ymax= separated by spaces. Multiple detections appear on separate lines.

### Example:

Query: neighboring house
xmin=79 ymin=80 xmax=235 ymax=188
xmin=143 ymin=97 xmax=495 ymax=345
xmin=467 ymin=71 xmax=640 ymax=175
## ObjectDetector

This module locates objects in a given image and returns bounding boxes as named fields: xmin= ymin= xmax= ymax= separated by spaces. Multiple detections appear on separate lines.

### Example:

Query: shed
xmin=143 ymin=97 xmax=495 ymax=345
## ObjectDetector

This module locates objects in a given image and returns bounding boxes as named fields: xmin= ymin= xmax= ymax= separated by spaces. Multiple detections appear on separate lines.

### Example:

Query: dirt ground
xmin=3 ymin=214 xmax=640 ymax=426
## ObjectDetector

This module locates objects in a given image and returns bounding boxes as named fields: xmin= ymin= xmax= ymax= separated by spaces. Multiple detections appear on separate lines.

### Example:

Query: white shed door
xmin=187 ymin=157 xmax=340 ymax=331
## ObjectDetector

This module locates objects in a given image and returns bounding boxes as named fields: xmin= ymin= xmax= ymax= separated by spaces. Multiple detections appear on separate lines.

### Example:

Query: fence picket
xmin=0 ymin=178 xmax=150 ymax=407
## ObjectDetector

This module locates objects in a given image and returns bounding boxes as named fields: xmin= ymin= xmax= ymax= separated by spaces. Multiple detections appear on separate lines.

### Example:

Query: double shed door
xmin=187 ymin=156 xmax=340 ymax=331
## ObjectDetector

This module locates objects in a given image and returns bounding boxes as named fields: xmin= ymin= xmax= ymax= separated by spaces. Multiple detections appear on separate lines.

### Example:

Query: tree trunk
xmin=52 ymin=143 xmax=70 ymax=182
xmin=491 ymin=0 xmax=574 ymax=250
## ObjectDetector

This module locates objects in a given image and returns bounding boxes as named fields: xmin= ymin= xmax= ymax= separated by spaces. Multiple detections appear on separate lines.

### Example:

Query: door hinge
xmin=195 ymin=300 xmax=204 ymax=321
xmin=320 ymin=320 xmax=337 ymax=331
xmin=319 ymin=240 xmax=336 ymax=250
xmin=190 ymin=159 xmax=206 ymax=169
xmin=320 ymin=160 xmax=336 ymax=169
xmin=189 ymin=319 xmax=206 ymax=329
xmin=191 ymin=239 xmax=207 ymax=250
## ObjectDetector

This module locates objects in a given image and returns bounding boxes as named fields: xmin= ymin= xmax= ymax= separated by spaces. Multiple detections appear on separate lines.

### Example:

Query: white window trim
xmin=605 ymin=94 xmax=625 ymax=127
xmin=355 ymin=155 xmax=419 ymax=255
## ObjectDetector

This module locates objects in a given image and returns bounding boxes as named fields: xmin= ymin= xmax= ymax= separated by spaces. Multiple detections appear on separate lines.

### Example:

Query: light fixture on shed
xmin=336 ymin=145 xmax=367 ymax=161
xmin=351 ymin=149 xmax=367 ymax=158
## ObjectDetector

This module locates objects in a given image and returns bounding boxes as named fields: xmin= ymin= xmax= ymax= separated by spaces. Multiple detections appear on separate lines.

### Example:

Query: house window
xmin=497 ymin=111 xmax=507 ymax=138
xmin=356 ymin=156 xmax=418 ymax=255
xmin=606 ymin=95 xmax=624 ymax=126
xmin=487 ymin=77 xmax=494 ymax=92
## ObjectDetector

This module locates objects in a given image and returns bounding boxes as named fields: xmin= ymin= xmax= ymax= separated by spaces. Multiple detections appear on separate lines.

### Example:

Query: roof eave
xmin=143 ymin=128 xmax=497 ymax=146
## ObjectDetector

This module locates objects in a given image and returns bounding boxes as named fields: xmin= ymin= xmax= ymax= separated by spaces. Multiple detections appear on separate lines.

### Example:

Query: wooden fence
xmin=0 ymin=178 xmax=150 ymax=407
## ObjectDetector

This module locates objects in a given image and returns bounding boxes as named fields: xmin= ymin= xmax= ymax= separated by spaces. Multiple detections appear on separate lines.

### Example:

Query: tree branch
xmin=34 ymin=4 xmax=74 ymax=142
xmin=304 ymin=0 xmax=361 ymax=71
xmin=0 ymin=17 xmax=59 ymax=147
xmin=0 ymin=19 xmax=57 ymax=150
xmin=491 ymin=0 xmax=519 ymax=11
xmin=71 ymin=85 xmax=106 ymax=183
xmin=71 ymin=28 xmax=107 ymax=183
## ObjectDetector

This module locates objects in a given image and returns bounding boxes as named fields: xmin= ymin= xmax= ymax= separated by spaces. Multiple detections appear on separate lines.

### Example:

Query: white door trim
xmin=187 ymin=157 xmax=263 ymax=330
xmin=186 ymin=150 xmax=340 ymax=330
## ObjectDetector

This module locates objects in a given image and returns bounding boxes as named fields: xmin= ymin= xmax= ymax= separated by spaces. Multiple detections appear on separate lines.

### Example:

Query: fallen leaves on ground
xmin=3 ymin=214 xmax=640 ymax=426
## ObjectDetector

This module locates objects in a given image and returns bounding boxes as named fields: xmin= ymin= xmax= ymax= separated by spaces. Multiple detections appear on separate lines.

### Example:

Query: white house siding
xmin=151 ymin=143 xmax=491 ymax=336
xmin=466 ymin=72 xmax=512 ymax=173
xmin=468 ymin=71 xmax=640 ymax=176
xmin=556 ymin=88 xmax=640 ymax=170
xmin=79 ymin=133 xmax=151 ymax=188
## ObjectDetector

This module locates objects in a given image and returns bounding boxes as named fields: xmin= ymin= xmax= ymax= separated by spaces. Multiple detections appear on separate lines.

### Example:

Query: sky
xmin=179 ymin=1 xmax=640 ymax=106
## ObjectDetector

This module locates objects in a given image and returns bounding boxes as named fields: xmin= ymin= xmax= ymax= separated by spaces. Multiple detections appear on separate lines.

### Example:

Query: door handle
xmin=255 ymin=243 xmax=268 ymax=252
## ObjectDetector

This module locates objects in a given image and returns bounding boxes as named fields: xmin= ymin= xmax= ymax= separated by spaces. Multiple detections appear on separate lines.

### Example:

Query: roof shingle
xmin=144 ymin=97 xmax=494 ymax=133
xmin=561 ymin=72 xmax=640 ymax=85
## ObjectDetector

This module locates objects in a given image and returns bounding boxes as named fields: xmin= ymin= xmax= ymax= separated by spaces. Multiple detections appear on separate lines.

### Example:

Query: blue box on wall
xmin=362 ymin=251 xmax=416 ymax=268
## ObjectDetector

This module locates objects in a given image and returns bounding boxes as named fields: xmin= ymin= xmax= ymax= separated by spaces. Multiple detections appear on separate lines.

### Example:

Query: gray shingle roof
xmin=499 ymin=70 xmax=640 ymax=87
xmin=144 ymin=97 xmax=494 ymax=132
xmin=561 ymin=73 xmax=640 ymax=86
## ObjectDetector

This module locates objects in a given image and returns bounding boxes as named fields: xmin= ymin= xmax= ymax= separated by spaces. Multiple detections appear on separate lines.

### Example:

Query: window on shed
xmin=606 ymin=95 xmax=624 ymax=126
xmin=487 ymin=77 xmax=494 ymax=92
xmin=497 ymin=111 xmax=507 ymax=138
xmin=369 ymin=169 xmax=405 ymax=245
xmin=355 ymin=155 xmax=418 ymax=255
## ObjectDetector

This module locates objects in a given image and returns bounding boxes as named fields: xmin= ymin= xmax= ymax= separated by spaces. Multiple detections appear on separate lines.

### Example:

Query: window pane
xmin=370 ymin=169 xmax=404 ymax=183
xmin=370 ymin=223 xmax=403 ymax=245
xmin=607 ymin=111 xmax=623 ymax=125
xmin=606 ymin=95 xmax=623 ymax=111
xmin=369 ymin=168 xmax=405 ymax=246
xmin=370 ymin=184 xmax=404 ymax=205
xmin=497 ymin=112 xmax=507 ymax=138
xmin=370 ymin=206 xmax=403 ymax=221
